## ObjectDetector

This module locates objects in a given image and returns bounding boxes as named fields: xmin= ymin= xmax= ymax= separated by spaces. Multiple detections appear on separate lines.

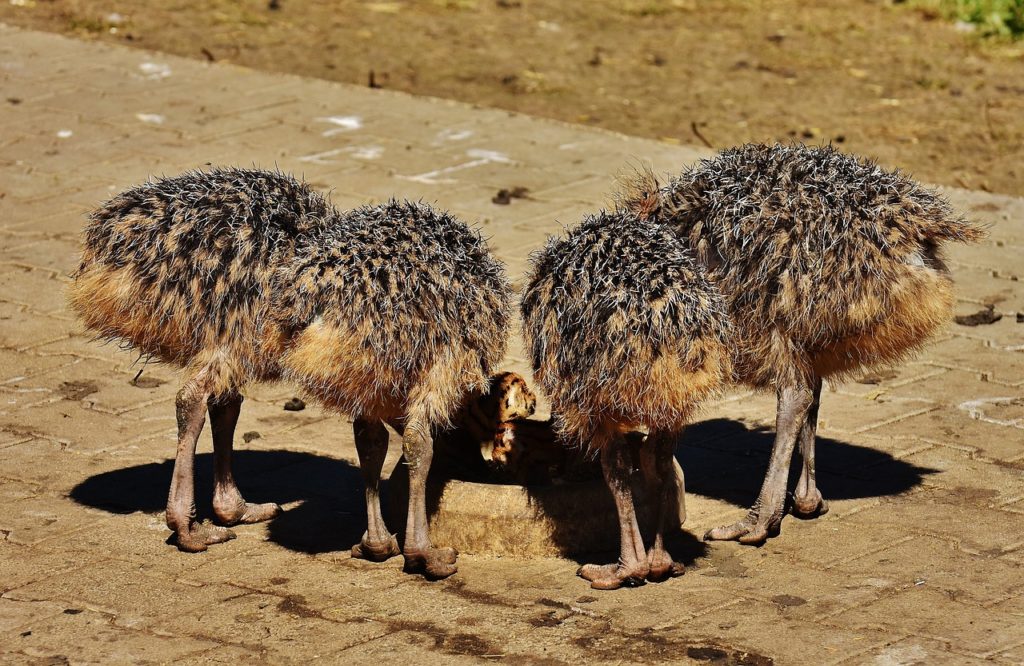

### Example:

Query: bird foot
xmin=792 ymin=489 xmax=829 ymax=519
xmin=174 ymin=520 xmax=236 ymax=553
xmin=214 ymin=498 xmax=282 ymax=526
xmin=646 ymin=549 xmax=685 ymax=582
xmin=403 ymin=546 xmax=459 ymax=580
xmin=704 ymin=512 xmax=781 ymax=545
xmin=577 ymin=562 xmax=649 ymax=590
xmin=351 ymin=531 xmax=401 ymax=562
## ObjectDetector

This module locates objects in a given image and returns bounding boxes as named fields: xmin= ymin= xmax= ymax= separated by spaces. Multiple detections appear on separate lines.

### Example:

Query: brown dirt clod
xmin=955 ymin=304 xmax=1003 ymax=326
xmin=57 ymin=380 xmax=98 ymax=400
xmin=491 ymin=186 xmax=530 ymax=205
xmin=283 ymin=397 xmax=306 ymax=411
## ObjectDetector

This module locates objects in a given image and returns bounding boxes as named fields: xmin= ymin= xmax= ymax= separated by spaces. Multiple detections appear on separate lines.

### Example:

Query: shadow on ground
xmin=69 ymin=450 xmax=368 ymax=554
xmin=69 ymin=418 xmax=935 ymax=558
xmin=679 ymin=418 xmax=938 ymax=507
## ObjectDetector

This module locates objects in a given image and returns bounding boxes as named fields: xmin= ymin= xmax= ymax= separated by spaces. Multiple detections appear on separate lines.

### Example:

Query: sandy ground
xmin=1 ymin=0 xmax=1022 ymax=196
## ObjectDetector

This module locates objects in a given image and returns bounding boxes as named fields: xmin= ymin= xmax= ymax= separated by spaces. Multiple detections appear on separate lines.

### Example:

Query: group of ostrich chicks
xmin=69 ymin=144 xmax=981 ymax=590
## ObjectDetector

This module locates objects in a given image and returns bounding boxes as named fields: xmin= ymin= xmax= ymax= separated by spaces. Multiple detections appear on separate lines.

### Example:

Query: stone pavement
xmin=1 ymin=24 xmax=1022 ymax=665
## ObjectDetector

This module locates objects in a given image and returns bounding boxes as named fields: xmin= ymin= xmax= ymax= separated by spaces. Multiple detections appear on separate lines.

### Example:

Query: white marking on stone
xmin=297 ymin=145 xmax=384 ymax=164
xmin=958 ymin=397 xmax=1024 ymax=428
xmin=434 ymin=128 xmax=474 ymax=144
xmin=538 ymin=20 xmax=562 ymax=32
xmin=315 ymin=115 xmax=362 ymax=136
xmin=351 ymin=145 xmax=383 ymax=160
xmin=872 ymin=644 xmax=928 ymax=666
xmin=398 ymin=149 xmax=513 ymax=184
xmin=138 ymin=62 xmax=172 ymax=80
xmin=56 ymin=129 xmax=73 ymax=139
xmin=135 ymin=113 xmax=165 ymax=125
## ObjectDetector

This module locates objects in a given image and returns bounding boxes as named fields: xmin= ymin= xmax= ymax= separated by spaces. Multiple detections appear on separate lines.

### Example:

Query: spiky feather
xmin=69 ymin=168 xmax=512 ymax=424
xmin=620 ymin=143 xmax=983 ymax=386
xmin=521 ymin=212 xmax=732 ymax=446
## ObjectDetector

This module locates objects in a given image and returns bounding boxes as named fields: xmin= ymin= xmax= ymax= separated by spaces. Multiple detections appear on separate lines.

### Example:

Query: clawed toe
xmin=238 ymin=502 xmax=282 ymax=524
xmin=174 ymin=520 xmax=236 ymax=553
xmin=646 ymin=554 xmax=685 ymax=582
xmin=351 ymin=532 xmax=401 ymax=562
xmin=704 ymin=519 xmax=775 ymax=545
xmin=792 ymin=491 xmax=829 ymax=519
xmin=403 ymin=547 xmax=459 ymax=580
xmin=577 ymin=563 xmax=648 ymax=590
xmin=215 ymin=500 xmax=282 ymax=526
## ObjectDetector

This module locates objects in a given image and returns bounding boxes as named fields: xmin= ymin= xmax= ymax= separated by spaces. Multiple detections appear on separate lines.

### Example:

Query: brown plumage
xmin=521 ymin=211 xmax=731 ymax=589
xmin=619 ymin=143 xmax=983 ymax=545
xmin=69 ymin=168 xmax=512 ymax=579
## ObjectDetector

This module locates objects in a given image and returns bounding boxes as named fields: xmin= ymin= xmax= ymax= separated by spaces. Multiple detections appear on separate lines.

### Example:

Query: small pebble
xmin=284 ymin=397 xmax=306 ymax=411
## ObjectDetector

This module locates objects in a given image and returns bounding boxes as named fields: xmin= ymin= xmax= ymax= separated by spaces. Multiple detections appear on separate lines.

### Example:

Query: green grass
xmin=913 ymin=0 xmax=1024 ymax=39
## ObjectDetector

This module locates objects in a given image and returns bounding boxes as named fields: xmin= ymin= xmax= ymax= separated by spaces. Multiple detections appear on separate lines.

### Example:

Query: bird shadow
xmin=68 ymin=450 xmax=368 ymax=554
xmin=677 ymin=418 xmax=938 ymax=507
xmin=68 ymin=418 xmax=935 ymax=559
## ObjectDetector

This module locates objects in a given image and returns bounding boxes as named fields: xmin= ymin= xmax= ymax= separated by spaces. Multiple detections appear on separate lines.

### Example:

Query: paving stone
xmin=879 ymin=410 xmax=1024 ymax=462
xmin=11 ymin=608 xmax=219 ymax=664
xmin=826 ymin=586 xmax=1021 ymax=657
xmin=4 ymin=560 xmax=244 ymax=630
xmin=828 ymin=535 xmax=1024 ymax=605
xmin=844 ymin=636 xmax=999 ymax=666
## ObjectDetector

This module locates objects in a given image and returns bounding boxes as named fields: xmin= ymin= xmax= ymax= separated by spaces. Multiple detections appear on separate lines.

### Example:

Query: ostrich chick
xmin=69 ymin=169 xmax=511 ymax=579
xmin=621 ymin=144 xmax=983 ymax=545
xmin=521 ymin=212 xmax=731 ymax=589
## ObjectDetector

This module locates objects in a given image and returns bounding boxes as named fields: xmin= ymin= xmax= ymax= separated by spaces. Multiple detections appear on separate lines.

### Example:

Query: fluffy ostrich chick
xmin=521 ymin=212 xmax=732 ymax=589
xmin=69 ymin=169 xmax=511 ymax=579
xmin=621 ymin=144 xmax=983 ymax=545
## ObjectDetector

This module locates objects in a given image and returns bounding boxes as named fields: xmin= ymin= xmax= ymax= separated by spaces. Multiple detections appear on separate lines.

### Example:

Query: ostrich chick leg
xmin=578 ymin=434 xmax=650 ymax=590
xmin=792 ymin=376 xmax=829 ymax=518
xmin=351 ymin=418 xmax=401 ymax=561
xmin=705 ymin=382 xmax=814 ymax=545
xmin=167 ymin=371 xmax=236 ymax=552
xmin=210 ymin=393 xmax=282 ymax=526
xmin=640 ymin=432 xmax=686 ymax=582
xmin=401 ymin=415 xmax=458 ymax=579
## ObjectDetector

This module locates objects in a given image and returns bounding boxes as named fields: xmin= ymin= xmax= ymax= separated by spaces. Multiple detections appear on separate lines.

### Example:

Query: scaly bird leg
xmin=351 ymin=418 xmax=400 ymax=561
xmin=792 ymin=375 xmax=829 ymax=518
xmin=704 ymin=381 xmax=814 ymax=545
xmin=401 ymin=414 xmax=458 ymax=580
xmin=210 ymin=392 xmax=282 ymax=526
xmin=167 ymin=371 xmax=235 ymax=552
xmin=578 ymin=432 xmax=650 ymax=590
xmin=640 ymin=431 xmax=686 ymax=582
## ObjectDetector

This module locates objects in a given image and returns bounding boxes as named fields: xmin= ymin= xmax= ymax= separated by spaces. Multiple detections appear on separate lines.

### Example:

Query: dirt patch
xmin=276 ymin=593 xmax=324 ymax=619
xmin=130 ymin=375 xmax=165 ymax=389
xmin=492 ymin=186 xmax=530 ymax=205
xmin=571 ymin=620 xmax=773 ymax=666
xmin=443 ymin=580 xmax=513 ymax=607
xmin=387 ymin=619 xmax=499 ymax=659
xmin=2 ymin=1 xmax=1022 ymax=194
xmin=770 ymin=594 xmax=807 ymax=607
xmin=57 ymin=380 xmax=98 ymax=401
xmin=955 ymin=304 xmax=1003 ymax=326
